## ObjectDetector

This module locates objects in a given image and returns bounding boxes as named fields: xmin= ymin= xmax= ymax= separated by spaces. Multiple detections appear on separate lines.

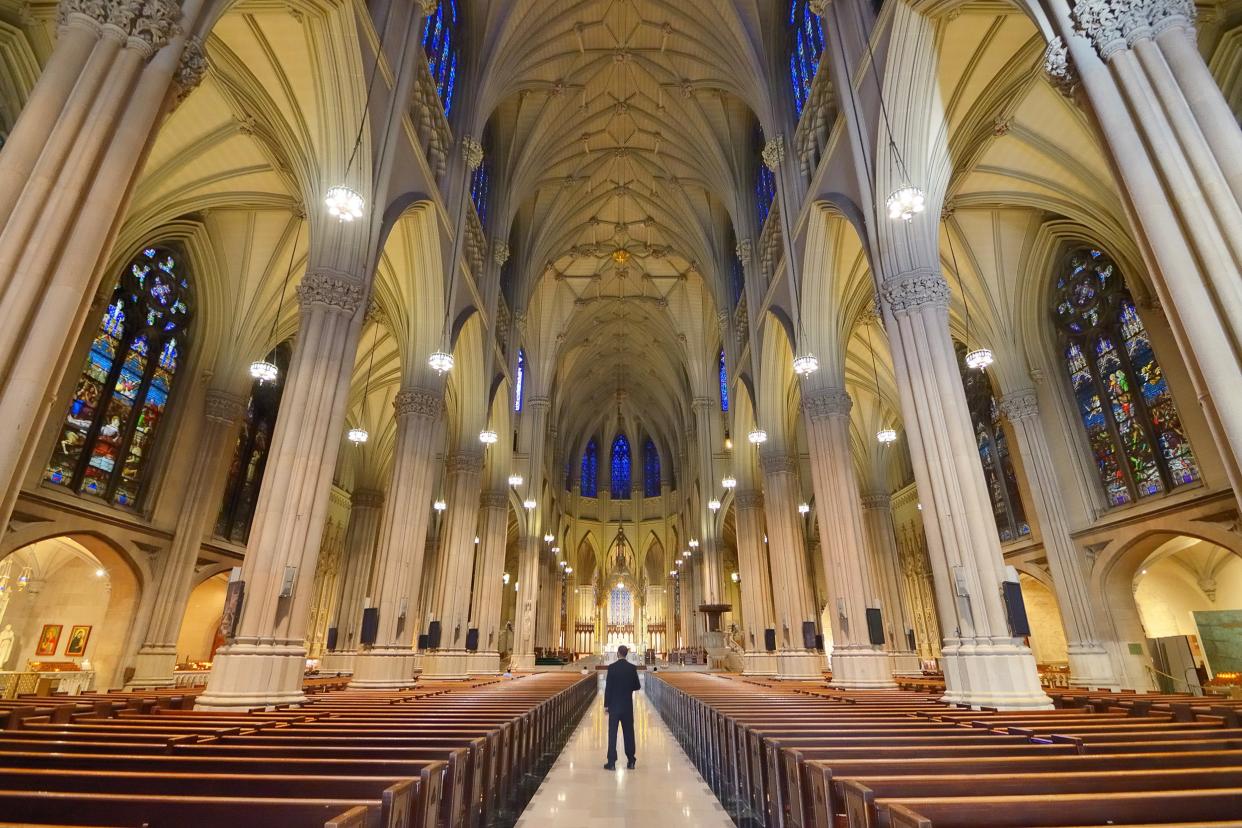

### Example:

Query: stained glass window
xmin=471 ymin=154 xmax=490 ymax=229
xmin=957 ymin=342 xmax=1029 ymax=543
xmin=1053 ymin=248 xmax=1199 ymax=506
xmin=514 ymin=348 xmax=525 ymax=412
xmin=421 ymin=0 xmax=461 ymax=115
xmin=719 ymin=349 xmax=729 ymax=412
xmin=609 ymin=585 xmax=633 ymax=625
xmin=730 ymin=230 xmax=746 ymax=307
xmin=611 ymin=435 xmax=632 ymax=499
xmin=643 ymin=438 xmax=661 ymax=497
xmin=215 ymin=342 xmax=290 ymax=544
xmin=580 ymin=438 xmax=598 ymax=497
xmin=788 ymin=0 xmax=827 ymax=118
xmin=754 ymin=124 xmax=777 ymax=230
xmin=45 ymin=246 xmax=193 ymax=508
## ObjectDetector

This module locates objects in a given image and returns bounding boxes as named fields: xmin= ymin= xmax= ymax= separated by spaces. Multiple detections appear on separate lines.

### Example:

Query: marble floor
xmin=517 ymin=674 xmax=733 ymax=827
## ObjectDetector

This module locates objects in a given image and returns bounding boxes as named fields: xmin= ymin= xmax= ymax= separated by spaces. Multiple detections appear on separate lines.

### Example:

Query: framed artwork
xmin=218 ymin=579 xmax=245 ymax=640
xmin=36 ymin=624 xmax=62 ymax=656
xmin=64 ymin=625 xmax=92 ymax=657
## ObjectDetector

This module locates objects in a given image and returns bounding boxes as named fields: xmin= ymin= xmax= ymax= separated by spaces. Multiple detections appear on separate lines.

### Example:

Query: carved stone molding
xmin=59 ymin=0 xmax=108 ymax=31
xmin=416 ymin=0 xmax=438 ymax=14
xmin=60 ymin=0 xmax=182 ymax=55
xmin=879 ymin=269 xmax=950 ymax=316
xmin=173 ymin=36 xmax=207 ymax=102
xmin=999 ymin=388 xmax=1039 ymax=421
xmin=735 ymin=238 xmax=753 ymax=260
xmin=203 ymin=389 xmax=246 ymax=425
xmin=446 ymin=450 xmax=484 ymax=476
xmin=296 ymin=271 xmax=366 ymax=315
xmin=480 ymin=490 xmax=509 ymax=509
xmin=351 ymin=487 xmax=386 ymax=510
xmin=1148 ymin=0 xmax=1196 ymax=36
xmin=1071 ymin=0 xmax=1191 ymax=61
xmin=735 ymin=490 xmax=764 ymax=510
xmin=690 ymin=396 xmax=715 ymax=413
xmin=861 ymin=491 xmax=892 ymax=511
xmin=492 ymin=240 xmax=510 ymax=267
xmin=762 ymin=135 xmax=785 ymax=171
xmin=461 ymin=135 xmax=484 ymax=171
xmin=760 ymin=452 xmax=798 ymax=475
xmin=802 ymin=387 xmax=852 ymax=420
xmin=527 ymin=395 xmax=551 ymax=411
xmin=1043 ymin=37 xmax=1079 ymax=97
xmin=394 ymin=387 xmax=442 ymax=420
xmin=809 ymin=0 xmax=829 ymax=15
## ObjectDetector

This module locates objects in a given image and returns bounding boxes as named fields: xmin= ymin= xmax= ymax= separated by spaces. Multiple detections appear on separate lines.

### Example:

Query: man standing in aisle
xmin=603 ymin=645 xmax=641 ymax=770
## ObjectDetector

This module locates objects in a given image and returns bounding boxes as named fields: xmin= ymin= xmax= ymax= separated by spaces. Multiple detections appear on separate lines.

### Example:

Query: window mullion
xmin=1087 ymin=337 xmax=1139 ymax=504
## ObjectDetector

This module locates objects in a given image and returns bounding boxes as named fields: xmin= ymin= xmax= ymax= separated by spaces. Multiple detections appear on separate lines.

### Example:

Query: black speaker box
xmin=906 ymin=628 xmax=917 ymax=651
xmin=466 ymin=628 xmax=479 ymax=651
xmin=1002 ymin=580 xmax=1031 ymax=637
xmin=428 ymin=620 xmax=442 ymax=649
xmin=417 ymin=634 xmax=429 ymax=650
xmin=814 ymin=633 xmax=824 ymax=651
xmin=764 ymin=628 xmax=776 ymax=652
xmin=866 ymin=607 xmax=885 ymax=646
xmin=326 ymin=626 xmax=338 ymax=652
xmin=801 ymin=620 xmax=817 ymax=650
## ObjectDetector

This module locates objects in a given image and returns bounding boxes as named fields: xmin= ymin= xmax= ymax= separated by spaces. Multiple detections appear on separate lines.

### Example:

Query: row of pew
xmin=646 ymin=672 xmax=1242 ymax=828
xmin=0 ymin=672 xmax=596 ymax=827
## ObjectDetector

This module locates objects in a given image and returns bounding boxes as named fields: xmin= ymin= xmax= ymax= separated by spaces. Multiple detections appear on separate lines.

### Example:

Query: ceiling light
xmin=965 ymin=348 xmax=995 ymax=371
xmin=95 ymin=568 xmax=106 ymax=578
xmin=508 ymin=474 xmax=524 ymax=487
xmin=544 ymin=533 xmax=554 ymax=543
xmin=428 ymin=350 xmax=454 ymax=374
xmin=523 ymin=498 xmax=537 ymax=510
xmin=683 ymin=550 xmax=691 ymax=558
xmin=877 ymin=428 xmax=898 ymax=444
xmin=688 ymin=539 xmax=699 ymax=548
xmin=676 ymin=559 xmax=684 ymax=566
xmin=559 ymin=560 xmax=566 ymax=568
xmin=479 ymin=429 xmax=498 ymax=444
xmin=616 ymin=582 xmax=624 ymax=589
xmin=798 ymin=502 xmax=810 ymax=515
xmin=433 ymin=499 xmax=447 ymax=512
xmin=731 ymin=572 xmax=739 ymax=583
xmin=325 ymin=186 xmax=364 ymax=221
xmin=721 ymin=475 xmax=736 ymax=489
xmin=474 ymin=536 xmax=480 ymax=544
xmin=503 ymin=572 xmax=510 ymax=584
xmin=565 ymin=566 xmax=573 ymax=574
xmin=886 ymin=186 xmax=926 ymax=222
xmin=792 ymin=353 xmax=819 ymax=376
xmin=748 ymin=428 xmax=767 ymax=445
xmin=347 ymin=426 xmax=369 ymax=444
xmin=551 ymin=546 xmax=561 ymax=554
xmin=670 ymin=570 xmax=678 ymax=577
xmin=708 ymin=498 xmax=721 ymax=511
xmin=249 ymin=360 xmax=278 ymax=383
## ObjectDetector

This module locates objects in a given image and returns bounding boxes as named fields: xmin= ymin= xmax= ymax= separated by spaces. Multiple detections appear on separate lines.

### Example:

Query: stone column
xmin=734 ymin=490 xmax=777 ymax=675
xmin=196 ymin=271 xmax=367 ymax=710
xmin=422 ymin=448 xmax=484 ymax=679
xmin=759 ymin=452 xmax=823 ymax=678
xmin=859 ymin=492 xmax=922 ymax=674
xmin=468 ymin=489 xmax=509 ymax=673
xmin=690 ymin=397 xmax=725 ymax=607
xmin=999 ymin=388 xmax=1120 ymax=689
xmin=801 ymin=387 xmax=896 ymax=688
xmin=350 ymin=387 xmax=442 ymax=688
xmin=320 ymin=487 xmax=384 ymax=674
xmin=879 ymin=267 xmax=1049 ymax=709
xmin=127 ymin=389 xmax=245 ymax=688
xmin=510 ymin=396 xmax=550 ymax=669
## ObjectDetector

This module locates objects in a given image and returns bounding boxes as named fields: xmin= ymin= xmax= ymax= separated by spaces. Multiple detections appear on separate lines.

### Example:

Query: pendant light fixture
xmin=945 ymin=219 xmax=993 ymax=370
xmin=347 ymin=314 xmax=380 ymax=445
xmin=863 ymin=309 xmax=899 ymax=445
xmin=747 ymin=428 xmax=768 ymax=445
xmin=250 ymin=220 xmax=303 ymax=383
xmin=721 ymin=475 xmax=736 ymax=489
xmin=324 ymin=42 xmax=383 ymax=221
xmin=479 ymin=429 xmax=499 ymax=445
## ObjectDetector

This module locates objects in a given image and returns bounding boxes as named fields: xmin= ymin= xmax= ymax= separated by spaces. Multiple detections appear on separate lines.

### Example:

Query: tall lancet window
xmin=471 ymin=146 xmax=491 ymax=228
xmin=719 ymin=349 xmax=729 ymax=412
xmin=610 ymin=435 xmax=632 ymax=499
xmin=45 ymin=246 xmax=193 ymax=508
xmin=956 ymin=342 xmax=1029 ymax=542
xmin=513 ymin=348 xmax=525 ymax=412
xmin=643 ymin=438 xmax=661 ymax=497
xmin=580 ymin=438 xmax=598 ymax=497
xmin=216 ymin=342 xmax=291 ymax=544
xmin=788 ymin=0 xmax=827 ymax=117
xmin=421 ymin=0 xmax=461 ymax=115
xmin=1053 ymin=248 xmax=1199 ymax=507
xmin=754 ymin=124 xmax=777 ymax=229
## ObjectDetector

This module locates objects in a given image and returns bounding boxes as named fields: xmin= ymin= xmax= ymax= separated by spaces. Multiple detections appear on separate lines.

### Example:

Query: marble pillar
xmin=801 ymin=387 xmax=896 ymax=688
xmin=879 ymin=267 xmax=1049 ymax=709
xmin=734 ymin=490 xmax=777 ymax=675
xmin=467 ymin=489 xmax=509 ymax=673
xmin=127 ymin=389 xmax=245 ymax=688
xmin=999 ymin=388 xmax=1120 ymax=689
xmin=690 ymin=397 xmax=725 ymax=607
xmin=859 ymin=492 xmax=923 ymax=675
xmin=320 ymin=487 xmax=384 ymax=674
xmin=350 ymin=387 xmax=442 ymax=688
xmin=510 ymin=397 xmax=550 ymax=670
xmin=759 ymin=453 xmax=823 ymax=679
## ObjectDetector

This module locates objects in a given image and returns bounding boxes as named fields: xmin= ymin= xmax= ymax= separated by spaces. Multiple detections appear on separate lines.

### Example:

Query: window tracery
xmin=643 ymin=438 xmax=661 ymax=497
xmin=580 ymin=438 xmax=598 ymax=497
xmin=422 ymin=0 xmax=460 ymax=115
xmin=611 ymin=435 xmax=631 ymax=499
xmin=788 ymin=0 xmax=827 ymax=117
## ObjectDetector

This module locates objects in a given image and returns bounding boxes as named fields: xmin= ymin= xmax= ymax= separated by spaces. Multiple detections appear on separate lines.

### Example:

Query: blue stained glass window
xmin=46 ymin=246 xmax=193 ymax=508
xmin=729 ymin=230 xmax=745 ymax=307
xmin=788 ymin=0 xmax=827 ymax=118
xmin=514 ymin=348 xmax=525 ymax=411
xmin=611 ymin=435 xmax=632 ymax=499
xmin=719 ymin=349 xmax=729 ymax=412
xmin=421 ymin=0 xmax=461 ymax=115
xmin=580 ymin=438 xmax=598 ymax=497
xmin=643 ymin=438 xmax=661 ymax=497
xmin=471 ymin=155 xmax=490 ymax=229
xmin=755 ymin=144 xmax=777 ymax=230
xmin=1052 ymin=248 xmax=1199 ymax=506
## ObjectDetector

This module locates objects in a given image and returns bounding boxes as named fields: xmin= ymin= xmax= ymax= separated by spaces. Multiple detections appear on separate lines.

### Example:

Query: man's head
xmin=617 ymin=645 xmax=629 ymax=657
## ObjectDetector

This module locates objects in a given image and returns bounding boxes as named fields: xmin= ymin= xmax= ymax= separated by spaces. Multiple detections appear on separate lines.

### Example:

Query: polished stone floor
xmin=517 ymin=675 xmax=733 ymax=827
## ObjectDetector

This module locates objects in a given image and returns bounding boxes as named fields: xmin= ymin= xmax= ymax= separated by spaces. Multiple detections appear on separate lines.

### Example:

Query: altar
xmin=603 ymin=642 xmax=639 ymax=664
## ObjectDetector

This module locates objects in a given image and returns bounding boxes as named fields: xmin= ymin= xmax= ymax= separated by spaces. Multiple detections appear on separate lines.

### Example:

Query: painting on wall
xmin=64 ymin=625 xmax=92 ymax=657
xmin=1193 ymin=610 xmax=1242 ymax=674
xmin=35 ymin=624 xmax=62 ymax=656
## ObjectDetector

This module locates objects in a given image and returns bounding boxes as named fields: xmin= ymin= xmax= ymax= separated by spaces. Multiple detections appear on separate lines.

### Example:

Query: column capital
xmin=762 ymin=135 xmax=785 ymax=171
xmin=462 ymin=135 xmax=485 ymax=171
xmin=801 ymin=386 xmax=851 ymax=420
xmin=691 ymin=396 xmax=715 ymax=412
xmin=203 ymin=389 xmax=246 ymax=425
xmin=394 ymin=387 xmax=442 ymax=420
xmin=1042 ymin=37 xmax=1079 ymax=98
xmin=297 ymin=270 xmax=366 ymax=316
xmin=879 ymin=268 xmax=950 ymax=317
xmin=416 ymin=0 xmax=438 ymax=14
xmin=527 ymin=395 xmax=551 ymax=411
xmin=861 ymin=491 xmax=892 ymax=511
xmin=735 ymin=238 xmax=753 ymax=260
xmin=173 ymin=36 xmax=208 ymax=104
xmin=735 ymin=489 xmax=764 ymax=509
xmin=760 ymin=452 xmax=797 ymax=475
xmin=809 ymin=0 xmax=829 ymax=15
xmin=447 ymin=449 xmax=484 ymax=475
xmin=480 ymin=490 xmax=509 ymax=509
xmin=999 ymin=388 xmax=1039 ymax=421
xmin=492 ymin=240 xmax=511 ymax=266
xmin=351 ymin=487 xmax=385 ymax=509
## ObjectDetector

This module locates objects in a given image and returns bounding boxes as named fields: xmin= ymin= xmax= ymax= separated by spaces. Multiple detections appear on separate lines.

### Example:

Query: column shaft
xmin=320 ymin=488 xmax=384 ymax=673
xmin=468 ymin=491 xmax=509 ymax=673
xmin=510 ymin=397 xmax=549 ymax=669
xmin=860 ymin=492 xmax=921 ymax=674
xmin=734 ymin=491 xmax=776 ymax=675
xmin=421 ymin=449 xmax=483 ymax=678
xmin=760 ymin=453 xmax=822 ymax=679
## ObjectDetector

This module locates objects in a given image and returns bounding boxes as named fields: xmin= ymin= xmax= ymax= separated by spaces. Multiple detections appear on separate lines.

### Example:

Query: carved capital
xmin=351 ymin=487 xmax=386 ymax=510
xmin=735 ymin=490 xmax=764 ymax=510
xmin=110 ymin=0 xmax=182 ymax=58
xmin=296 ymin=271 xmax=366 ymax=315
xmin=446 ymin=449 xmax=484 ymax=476
xmin=691 ymin=396 xmax=715 ymax=412
xmin=461 ymin=135 xmax=484 ymax=171
xmin=809 ymin=0 xmax=829 ymax=15
xmin=1042 ymin=36 xmax=1079 ymax=97
xmin=761 ymin=135 xmax=785 ymax=171
xmin=173 ymin=36 xmax=208 ymax=103
xmin=999 ymin=388 xmax=1039 ymax=421
xmin=203 ymin=389 xmax=246 ymax=425
xmin=480 ymin=490 xmax=509 ymax=509
xmin=492 ymin=240 xmax=510 ymax=267
xmin=1069 ymin=0 xmax=1187 ymax=60
xmin=58 ymin=0 xmax=109 ymax=32
xmin=861 ymin=491 xmax=892 ymax=511
xmin=1147 ymin=0 xmax=1196 ymax=35
xmin=735 ymin=238 xmax=753 ymax=260
xmin=416 ymin=0 xmax=438 ymax=14
xmin=394 ymin=387 xmax=442 ymax=420
xmin=760 ymin=452 xmax=798 ymax=475
xmin=801 ymin=387 xmax=851 ymax=420
xmin=527 ymin=395 xmax=551 ymax=411
xmin=879 ymin=268 xmax=950 ymax=317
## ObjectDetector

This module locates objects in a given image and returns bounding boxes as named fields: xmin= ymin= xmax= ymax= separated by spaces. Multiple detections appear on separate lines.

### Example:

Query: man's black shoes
xmin=603 ymin=762 xmax=616 ymax=771
xmin=626 ymin=760 xmax=636 ymax=769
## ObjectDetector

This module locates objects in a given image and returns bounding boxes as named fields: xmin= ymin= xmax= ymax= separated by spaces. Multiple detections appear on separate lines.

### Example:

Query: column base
xmin=1067 ymin=644 xmax=1122 ymax=690
xmin=509 ymin=652 xmax=535 ymax=671
xmin=319 ymin=650 xmax=356 ymax=675
xmin=195 ymin=641 xmax=308 ymax=710
xmin=125 ymin=646 xmax=177 ymax=690
xmin=348 ymin=648 xmax=418 ymax=689
xmin=742 ymin=652 xmax=778 ymax=676
xmin=940 ymin=637 xmax=1052 ymax=710
xmin=421 ymin=650 xmax=471 ymax=679
xmin=466 ymin=651 xmax=501 ymax=675
xmin=775 ymin=650 xmax=824 ymax=680
xmin=889 ymin=650 xmax=923 ymax=675
xmin=829 ymin=646 xmax=897 ymax=689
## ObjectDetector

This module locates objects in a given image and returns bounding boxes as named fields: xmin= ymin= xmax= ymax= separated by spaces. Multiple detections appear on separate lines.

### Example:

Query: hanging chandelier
xmin=876 ymin=428 xmax=898 ymax=444
xmin=324 ymin=186 xmax=365 ymax=222
xmin=523 ymin=498 xmax=537 ymax=510
xmin=886 ymin=185 xmax=925 ymax=222
xmin=798 ymin=502 xmax=810 ymax=514
xmin=433 ymin=499 xmax=447 ymax=512
xmin=965 ymin=348 xmax=995 ymax=371
xmin=721 ymin=475 xmax=737 ymax=489
xmin=249 ymin=359 xmax=278 ymax=383
xmin=508 ymin=474 xmax=524 ymax=486
xmin=792 ymin=352 xmax=819 ymax=376
xmin=688 ymin=538 xmax=699 ymax=548
xmin=347 ymin=426 xmax=369 ymax=444
xmin=708 ymin=498 xmax=721 ymax=511
xmin=479 ymin=429 xmax=499 ymax=444
xmin=748 ymin=428 xmax=768 ymax=445
xmin=428 ymin=350 xmax=454 ymax=374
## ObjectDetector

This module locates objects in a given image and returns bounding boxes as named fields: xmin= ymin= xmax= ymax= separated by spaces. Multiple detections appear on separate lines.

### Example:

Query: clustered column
xmin=733 ymin=489 xmax=776 ymax=675
xmin=322 ymin=487 xmax=384 ymax=673
xmin=468 ymin=489 xmax=510 ymax=673
xmin=859 ymin=492 xmax=921 ymax=674
xmin=510 ymin=396 xmax=550 ymax=669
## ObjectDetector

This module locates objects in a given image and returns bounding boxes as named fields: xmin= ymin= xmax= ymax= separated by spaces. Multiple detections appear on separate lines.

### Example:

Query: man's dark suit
xmin=603 ymin=657 xmax=641 ymax=765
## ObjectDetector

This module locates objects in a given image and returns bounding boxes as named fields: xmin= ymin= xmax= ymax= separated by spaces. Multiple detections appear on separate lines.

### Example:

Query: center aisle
xmin=517 ymin=674 xmax=733 ymax=827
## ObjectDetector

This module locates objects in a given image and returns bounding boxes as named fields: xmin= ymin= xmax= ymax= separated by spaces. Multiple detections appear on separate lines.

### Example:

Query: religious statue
xmin=0 ymin=624 xmax=14 ymax=669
